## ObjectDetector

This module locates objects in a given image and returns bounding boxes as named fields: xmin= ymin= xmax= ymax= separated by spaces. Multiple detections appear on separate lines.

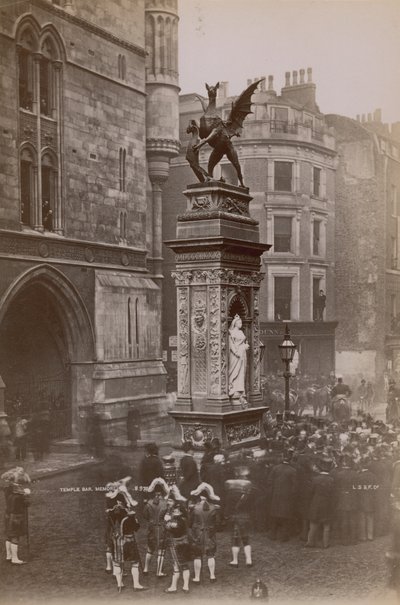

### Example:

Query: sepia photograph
xmin=0 ymin=0 xmax=400 ymax=603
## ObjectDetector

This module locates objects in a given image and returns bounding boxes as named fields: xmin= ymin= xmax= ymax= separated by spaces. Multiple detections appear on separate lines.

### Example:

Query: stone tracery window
xmin=17 ymin=21 xmax=64 ymax=233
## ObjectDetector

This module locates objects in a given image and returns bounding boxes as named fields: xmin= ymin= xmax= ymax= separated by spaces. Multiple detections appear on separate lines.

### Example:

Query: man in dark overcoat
xmin=332 ymin=454 xmax=358 ymax=545
xmin=268 ymin=449 xmax=298 ymax=541
xmin=138 ymin=443 xmax=165 ymax=487
xmin=355 ymin=454 xmax=378 ymax=541
xmin=306 ymin=456 xmax=335 ymax=548
xmin=178 ymin=441 xmax=200 ymax=499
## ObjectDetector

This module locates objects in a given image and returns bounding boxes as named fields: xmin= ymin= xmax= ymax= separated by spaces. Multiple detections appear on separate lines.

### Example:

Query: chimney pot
xmin=268 ymin=75 xmax=274 ymax=91
xmin=361 ymin=114 xmax=366 ymax=123
xmin=356 ymin=114 xmax=360 ymax=122
xmin=374 ymin=108 xmax=382 ymax=122
xmin=259 ymin=78 xmax=266 ymax=92
xmin=285 ymin=71 xmax=291 ymax=87
xmin=299 ymin=68 xmax=305 ymax=84
xmin=292 ymin=70 xmax=298 ymax=85
xmin=247 ymin=78 xmax=252 ymax=87
xmin=367 ymin=113 xmax=372 ymax=122
xmin=307 ymin=67 xmax=312 ymax=83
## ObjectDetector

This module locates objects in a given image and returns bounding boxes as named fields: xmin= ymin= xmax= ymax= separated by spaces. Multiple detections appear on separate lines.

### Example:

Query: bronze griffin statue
xmin=185 ymin=79 xmax=263 ymax=188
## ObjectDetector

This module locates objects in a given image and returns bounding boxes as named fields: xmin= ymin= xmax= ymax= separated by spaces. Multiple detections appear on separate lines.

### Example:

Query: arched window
xmin=119 ymin=147 xmax=126 ymax=192
xmin=20 ymin=147 xmax=35 ymax=226
xmin=118 ymin=54 xmax=126 ymax=80
xmin=41 ymin=152 xmax=57 ymax=231
xmin=121 ymin=55 xmax=126 ymax=81
xmin=18 ymin=28 xmax=36 ymax=112
xmin=40 ymin=37 xmax=56 ymax=117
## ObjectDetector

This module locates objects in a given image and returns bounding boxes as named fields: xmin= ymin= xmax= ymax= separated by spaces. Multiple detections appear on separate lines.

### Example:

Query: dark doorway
xmin=0 ymin=283 xmax=71 ymax=439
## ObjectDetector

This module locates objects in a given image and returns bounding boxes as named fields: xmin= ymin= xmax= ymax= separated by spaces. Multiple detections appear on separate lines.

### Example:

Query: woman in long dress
xmin=228 ymin=315 xmax=249 ymax=399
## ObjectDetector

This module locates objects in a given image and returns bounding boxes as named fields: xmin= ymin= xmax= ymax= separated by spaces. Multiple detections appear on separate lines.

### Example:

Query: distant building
xmin=163 ymin=69 xmax=337 ymax=385
xmin=0 ymin=0 xmax=179 ymax=444
xmin=326 ymin=111 xmax=400 ymax=394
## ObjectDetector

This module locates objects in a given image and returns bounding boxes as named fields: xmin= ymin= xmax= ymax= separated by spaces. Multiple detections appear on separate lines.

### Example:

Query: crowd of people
xmin=3 ymin=404 xmax=400 ymax=596
xmin=102 ymin=407 xmax=400 ymax=594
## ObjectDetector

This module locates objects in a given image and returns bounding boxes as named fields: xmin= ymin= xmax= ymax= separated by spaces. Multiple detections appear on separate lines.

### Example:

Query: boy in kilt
xmin=142 ymin=477 xmax=169 ymax=577
xmin=164 ymin=485 xmax=191 ymax=593
xmin=1 ymin=466 xmax=31 ymax=565
xmin=224 ymin=465 xmax=253 ymax=568
xmin=105 ymin=477 xmax=147 ymax=593
xmin=189 ymin=482 xmax=220 ymax=584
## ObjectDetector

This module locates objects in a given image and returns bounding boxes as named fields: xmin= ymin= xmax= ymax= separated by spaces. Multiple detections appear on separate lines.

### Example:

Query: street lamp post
xmin=278 ymin=324 xmax=296 ymax=418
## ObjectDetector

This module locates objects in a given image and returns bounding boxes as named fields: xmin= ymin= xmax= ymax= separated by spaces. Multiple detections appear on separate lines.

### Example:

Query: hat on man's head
xmin=168 ymin=484 xmax=187 ymax=503
xmin=147 ymin=477 xmax=170 ymax=496
xmin=190 ymin=482 xmax=220 ymax=502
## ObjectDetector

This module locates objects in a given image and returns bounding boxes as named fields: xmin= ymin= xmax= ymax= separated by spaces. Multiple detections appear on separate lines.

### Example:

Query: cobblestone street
xmin=0 ymin=452 xmax=392 ymax=605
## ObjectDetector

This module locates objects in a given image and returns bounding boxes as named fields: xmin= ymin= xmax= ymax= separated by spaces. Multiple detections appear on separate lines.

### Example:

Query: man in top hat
xmin=179 ymin=441 xmax=200 ymax=499
xmin=105 ymin=477 xmax=147 ymax=592
xmin=142 ymin=477 xmax=170 ymax=577
xmin=138 ymin=443 xmax=165 ymax=488
xmin=306 ymin=456 xmax=335 ymax=548
xmin=332 ymin=454 xmax=358 ymax=545
xmin=268 ymin=449 xmax=298 ymax=542
xmin=355 ymin=454 xmax=378 ymax=541
xmin=1 ymin=466 xmax=31 ymax=564
xmin=189 ymin=482 xmax=220 ymax=583
xmin=224 ymin=465 xmax=253 ymax=568
xmin=163 ymin=485 xmax=191 ymax=593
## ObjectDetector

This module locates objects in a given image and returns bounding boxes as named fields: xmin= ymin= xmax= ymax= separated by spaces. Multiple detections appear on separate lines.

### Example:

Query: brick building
xmin=326 ymin=112 xmax=400 ymax=395
xmin=163 ymin=69 xmax=337 ymax=385
xmin=0 ymin=0 xmax=179 ymax=444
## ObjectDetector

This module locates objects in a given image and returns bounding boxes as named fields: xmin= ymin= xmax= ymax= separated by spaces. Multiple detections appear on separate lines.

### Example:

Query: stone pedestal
xmin=165 ymin=181 xmax=270 ymax=449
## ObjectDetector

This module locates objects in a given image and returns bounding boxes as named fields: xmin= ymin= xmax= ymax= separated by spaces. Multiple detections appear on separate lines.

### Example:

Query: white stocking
xmin=182 ymin=568 xmax=190 ymax=591
xmin=105 ymin=552 xmax=113 ymax=571
xmin=207 ymin=557 xmax=216 ymax=579
xmin=167 ymin=570 xmax=180 ymax=592
xmin=230 ymin=546 xmax=239 ymax=565
xmin=244 ymin=544 xmax=252 ymax=565
xmin=193 ymin=558 xmax=202 ymax=581
xmin=144 ymin=552 xmax=152 ymax=573
xmin=131 ymin=564 xmax=143 ymax=589
xmin=5 ymin=541 xmax=12 ymax=561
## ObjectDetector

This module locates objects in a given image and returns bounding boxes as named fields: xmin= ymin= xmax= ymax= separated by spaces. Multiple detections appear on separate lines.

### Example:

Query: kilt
xmin=6 ymin=511 xmax=27 ymax=539
xmin=147 ymin=524 xmax=166 ymax=554
xmin=231 ymin=514 xmax=251 ymax=546
xmin=169 ymin=535 xmax=192 ymax=568
xmin=191 ymin=528 xmax=216 ymax=558
xmin=112 ymin=534 xmax=140 ymax=565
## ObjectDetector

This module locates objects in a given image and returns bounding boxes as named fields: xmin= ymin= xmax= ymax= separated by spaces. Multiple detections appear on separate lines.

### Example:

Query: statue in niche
xmin=228 ymin=314 xmax=249 ymax=406
xmin=186 ymin=79 xmax=263 ymax=187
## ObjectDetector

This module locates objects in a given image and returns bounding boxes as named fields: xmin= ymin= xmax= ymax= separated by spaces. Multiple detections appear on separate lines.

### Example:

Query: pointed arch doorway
xmin=0 ymin=265 xmax=95 ymax=440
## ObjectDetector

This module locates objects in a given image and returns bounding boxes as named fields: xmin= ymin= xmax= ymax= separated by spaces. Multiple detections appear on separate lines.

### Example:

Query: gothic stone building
xmin=0 ymin=0 xmax=179 ymax=444
xmin=163 ymin=69 xmax=337 ymax=385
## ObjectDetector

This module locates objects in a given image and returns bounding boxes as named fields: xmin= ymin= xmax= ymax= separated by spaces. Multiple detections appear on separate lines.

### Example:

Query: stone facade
xmin=0 ymin=0 xmax=179 ymax=444
xmin=163 ymin=70 xmax=337 ymax=384
xmin=326 ymin=113 xmax=400 ymax=394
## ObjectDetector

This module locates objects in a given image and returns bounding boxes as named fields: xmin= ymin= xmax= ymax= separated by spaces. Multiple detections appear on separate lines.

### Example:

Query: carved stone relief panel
xmin=177 ymin=287 xmax=190 ymax=396
xmin=191 ymin=289 xmax=207 ymax=393
xmin=225 ymin=419 xmax=261 ymax=445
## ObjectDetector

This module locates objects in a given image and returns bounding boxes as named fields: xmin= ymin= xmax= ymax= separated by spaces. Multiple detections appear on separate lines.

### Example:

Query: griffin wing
xmin=225 ymin=79 xmax=264 ymax=137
